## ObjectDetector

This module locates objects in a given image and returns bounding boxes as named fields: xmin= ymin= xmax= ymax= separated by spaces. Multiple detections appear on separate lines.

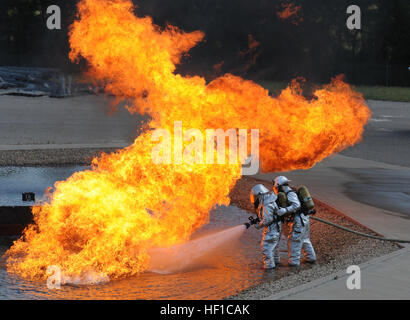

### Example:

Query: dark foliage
xmin=0 ymin=0 xmax=409 ymax=86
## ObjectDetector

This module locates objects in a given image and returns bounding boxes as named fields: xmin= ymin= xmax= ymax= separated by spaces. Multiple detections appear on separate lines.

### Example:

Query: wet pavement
xmin=341 ymin=168 xmax=410 ymax=217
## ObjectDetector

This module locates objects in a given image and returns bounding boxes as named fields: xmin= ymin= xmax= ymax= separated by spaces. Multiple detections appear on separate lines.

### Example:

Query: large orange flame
xmin=6 ymin=0 xmax=370 ymax=281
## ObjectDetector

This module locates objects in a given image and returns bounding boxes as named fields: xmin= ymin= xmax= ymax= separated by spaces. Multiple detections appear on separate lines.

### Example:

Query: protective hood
xmin=262 ymin=192 xmax=278 ymax=205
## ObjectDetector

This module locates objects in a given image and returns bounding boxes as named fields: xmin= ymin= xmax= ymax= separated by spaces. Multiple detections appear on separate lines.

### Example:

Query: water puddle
xmin=0 ymin=166 xmax=87 ymax=206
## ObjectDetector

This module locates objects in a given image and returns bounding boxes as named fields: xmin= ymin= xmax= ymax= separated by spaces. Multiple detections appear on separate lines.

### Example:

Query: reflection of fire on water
xmin=6 ymin=0 xmax=370 ymax=282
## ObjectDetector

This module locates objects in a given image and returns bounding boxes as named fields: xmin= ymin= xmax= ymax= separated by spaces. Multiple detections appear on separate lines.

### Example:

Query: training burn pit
xmin=5 ymin=0 xmax=371 ymax=282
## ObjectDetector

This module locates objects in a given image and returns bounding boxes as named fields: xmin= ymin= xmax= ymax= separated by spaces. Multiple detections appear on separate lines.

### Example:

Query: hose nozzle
xmin=244 ymin=216 xmax=260 ymax=229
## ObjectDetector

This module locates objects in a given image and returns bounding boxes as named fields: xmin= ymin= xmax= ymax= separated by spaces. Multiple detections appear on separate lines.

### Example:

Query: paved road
xmin=266 ymin=247 xmax=410 ymax=300
xmin=0 ymin=98 xmax=408 ymax=162
xmin=0 ymin=95 xmax=145 ymax=148
xmin=342 ymin=100 xmax=410 ymax=168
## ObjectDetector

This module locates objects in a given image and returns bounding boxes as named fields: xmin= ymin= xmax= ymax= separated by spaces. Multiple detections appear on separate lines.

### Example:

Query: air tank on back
xmin=276 ymin=191 xmax=288 ymax=208
xmin=297 ymin=185 xmax=316 ymax=214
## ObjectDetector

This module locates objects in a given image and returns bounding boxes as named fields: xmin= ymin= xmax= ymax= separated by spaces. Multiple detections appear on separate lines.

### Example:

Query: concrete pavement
xmin=0 ymin=142 xmax=129 ymax=151
xmin=341 ymin=99 xmax=410 ymax=167
xmin=0 ymin=95 xmax=145 ymax=147
xmin=265 ymin=247 xmax=410 ymax=300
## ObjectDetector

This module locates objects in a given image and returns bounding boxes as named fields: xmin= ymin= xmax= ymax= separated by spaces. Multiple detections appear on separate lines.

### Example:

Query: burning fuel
xmin=6 ymin=0 xmax=371 ymax=282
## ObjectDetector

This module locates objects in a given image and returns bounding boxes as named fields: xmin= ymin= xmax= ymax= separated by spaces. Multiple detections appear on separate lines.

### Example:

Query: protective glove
xmin=277 ymin=208 xmax=288 ymax=217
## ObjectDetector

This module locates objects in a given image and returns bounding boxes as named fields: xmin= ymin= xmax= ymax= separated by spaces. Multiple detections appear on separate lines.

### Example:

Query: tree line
xmin=0 ymin=0 xmax=409 ymax=86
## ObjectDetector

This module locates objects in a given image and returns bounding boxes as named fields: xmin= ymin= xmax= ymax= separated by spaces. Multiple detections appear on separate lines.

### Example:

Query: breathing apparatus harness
xmin=276 ymin=186 xmax=316 ymax=227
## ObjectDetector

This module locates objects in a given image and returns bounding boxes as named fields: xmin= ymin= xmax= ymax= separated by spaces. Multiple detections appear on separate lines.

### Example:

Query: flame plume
xmin=6 ymin=0 xmax=370 ymax=281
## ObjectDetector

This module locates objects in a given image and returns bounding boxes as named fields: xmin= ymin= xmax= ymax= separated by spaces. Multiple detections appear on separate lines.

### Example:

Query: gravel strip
xmin=0 ymin=148 xmax=119 ymax=166
xmin=226 ymin=176 xmax=400 ymax=300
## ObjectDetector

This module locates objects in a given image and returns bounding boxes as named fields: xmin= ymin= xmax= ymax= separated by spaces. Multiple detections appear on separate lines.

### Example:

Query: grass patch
xmin=259 ymin=81 xmax=410 ymax=102
xmin=355 ymin=86 xmax=410 ymax=102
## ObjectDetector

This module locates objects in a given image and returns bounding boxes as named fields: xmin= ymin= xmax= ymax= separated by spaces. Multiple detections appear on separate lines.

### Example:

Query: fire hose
xmin=244 ymin=215 xmax=410 ymax=244
xmin=310 ymin=216 xmax=410 ymax=244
